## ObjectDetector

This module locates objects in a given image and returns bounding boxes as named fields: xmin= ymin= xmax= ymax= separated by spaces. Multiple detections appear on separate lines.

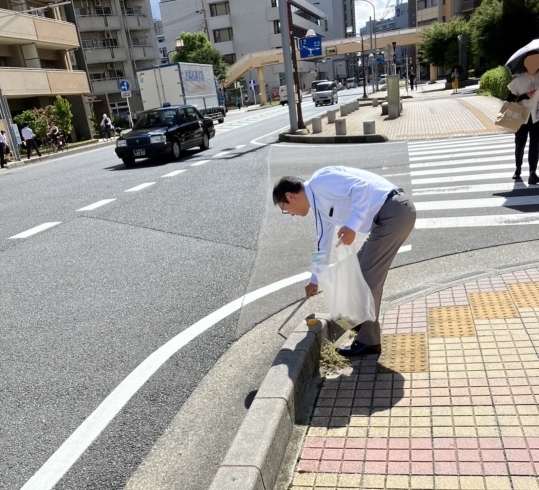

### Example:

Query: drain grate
xmin=378 ymin=333 xmax=429 ymax=373
xmin=427 ymin=306 xmax=476 ymax=337
xmin=508 ymin=282 xmax=539 ymax=309
xmin=468 ymin=291 xmax=519 ymax=319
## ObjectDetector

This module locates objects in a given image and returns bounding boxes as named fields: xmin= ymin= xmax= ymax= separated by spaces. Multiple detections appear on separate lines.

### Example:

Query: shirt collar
xmin=304 ymin=181 xmax=314 ymax=209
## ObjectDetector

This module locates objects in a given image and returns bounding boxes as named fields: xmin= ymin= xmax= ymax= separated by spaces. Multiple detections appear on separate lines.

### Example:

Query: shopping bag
xmin=495 ymin=101 xmax=529 ymax=132
xmin=313 ymin=243 xmax=376 ymax=330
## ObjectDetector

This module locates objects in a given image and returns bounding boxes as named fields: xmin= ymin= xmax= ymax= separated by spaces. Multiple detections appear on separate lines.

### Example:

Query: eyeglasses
xmin=279 ymin=203 xmax=290 ymax=214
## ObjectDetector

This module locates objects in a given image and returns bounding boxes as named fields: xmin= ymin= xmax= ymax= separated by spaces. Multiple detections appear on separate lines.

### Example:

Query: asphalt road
xmin=3 ymin=87 xmax=538 ymax=490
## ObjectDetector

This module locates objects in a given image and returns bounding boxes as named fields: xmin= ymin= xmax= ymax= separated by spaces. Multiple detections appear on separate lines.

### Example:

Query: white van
xmin=279 ymin=85 xmax=301 ymax=105
xmin=346 ymin=78 xmax=357 ymax=89
xmin=311 ymin=79 xmax=329 ymax=98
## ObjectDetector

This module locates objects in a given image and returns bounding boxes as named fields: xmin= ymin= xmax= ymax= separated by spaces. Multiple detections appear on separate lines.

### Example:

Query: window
xmin=90 ymin=72 xmax=105 ymax=80
xmin=125 ymin=6 xmax=142 ymax=15
xmin=108 ymin=69 xmax=124 ymax=78
xmin=223 ymin=53 xmax=236 ymax=64
xmin=131 ymin=38 xmax=148 ymax=46
xmin=75 ymin=7 xmax=88 ymax=16
xmin=82 ymin=39 xmax=94 ymax=49
xmin=210 ymin=2 xmax=230 ymax=16
xmin=159 ymin=47 xmax=168 ymax=58
xmin=95 ymin=6 xmax=112 ymax=15
xmin=213 ymin=27 xmax=233 ymax=43
xmin=273 ymin=20 xmax=280 ymax=34
xmin=271 ymin=0 xmax=278 ymax=6
xmin=0 ymin=58 xmax=7 ymax=66
xmin=101 ymin=38 xmax=119 ymax=47
xmin=185 ymin=107 xmax=200 ymax=122
xmin=41 ymin=60 xmax=56 ymax=69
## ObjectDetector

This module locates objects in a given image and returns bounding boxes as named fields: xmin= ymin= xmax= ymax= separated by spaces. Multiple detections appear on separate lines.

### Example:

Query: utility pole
xmin=286 ymin=0 xmax=305 ymax=129
xmin=361 ymin=34 xmax=367 ymax=99
xmin=278 ymin=0 xmax=297 ymax=131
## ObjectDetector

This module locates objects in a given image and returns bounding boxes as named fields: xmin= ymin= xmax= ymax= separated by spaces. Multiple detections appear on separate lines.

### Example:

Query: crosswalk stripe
xmin=407 ymin=134 xmax=513 ymax=146
xmin=409 ymin=148 xmax=514 ymax=161
xmin=412 ymin=171 xmax=525 ymax=186
xmin=408 ymin=142 xmax=513 ymax=156
xmin=411 ymin=162 xmax=519 ymax=177
xmin=415 ymin=195 xmax=539 ymax=211
xmin=408 ymin=135 xmax=513 ymax=149
xmin=416 ymin=213 xmax=539 ymax=228
xmin=409 ymin=153 xmax=523 ymax=169
xmin=413 ymin=182 xmax=531 ymax=196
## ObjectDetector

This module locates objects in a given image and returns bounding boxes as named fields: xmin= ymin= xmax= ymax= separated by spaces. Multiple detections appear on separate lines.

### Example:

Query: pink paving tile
xmin=412 ymin=438 xmax=433 ymax=450
xmin=472 ymin=396 xmax=492 ymax=405
xmin=325 ymin=437 xmax=346 ymax=448
xmin=458 ymin=462 xmax=483 ymax=475
xmin=470 ymin=379 xmax=489 ymax=387
xmin=503 ymin=437 xmax=527 ymax=449
xmin=367 ymin=438 xmax=388 ymax=449
xmin=305 ymin=437 xmax=326 ymax=448
xmin=483 ymin=462 xmax=509 ymax=476
xmin=529 ymin=449 xmax=539 ymax=461
xmin=434 ymin=439 xmax=456 ymax=449
xmin=493 ymin=396 xmax=513 ymax=405
xmin=365 ymin=449 xmax=388 ymax=461
xmin=434 ymin=449 xmax=457 ymax=461
xmin=387 ymin=461 xmax=410 ymax=474
xmin=346 ymin=438 xmax=367 ymax=448
xmin=297 ymin=459 xmax=319 ymax=472
xmin=490 ymin=379 xmax=508 ymax=386
xmin=411 ymin=462 xmax=434 ymax=474
xmin=481 ymin=450 xmax=505 ymax=462
xmin=506 ymin=449 xmax=530 ymax=461
xmin=435 ymin=462 xmax=459 ymax=475
xmin=389 ymin=449 xmax=410 ymax=461
xmin=432 ymin=388 xmax=450 ymax=396
xmin=364 ymin=461 xmax=387 ymax=473
xmin=515 ymin=395 xmax=536 ymax=404
xmin=479 ymin=438 xmax=503 ymax=449
xmin=456 ymin=439 xmax=479 ymax=449
xmin=452 ymin=396 xmax=472 ymax=405
xmin=322 ymin=448 xmax=344 ymax=460
xmin=491 ymin=387 xmax=511 ymax=395
xmin=450 ymin=379 xmax=468 ymax=387
xmin=411 ymin=450 xmax=433 ymax=462
xmin=318 ymin=398 xmax=334 ymax=407
xmin=318 ymin=460 xmax=342 ymax=472
xmin=341 ymin=461 xmax=364 ymax=473
xmin=432 ymin=380 xmax=449 ymax=387
xmin=301 ymin=448 xmax=323 ymax=460
xmin=343 ymin=448 xmax=364 ymax=461
xmin=508 ymin=462 xmax=536 ymax=475
xmin=389 ymin=438 xmax=410 ymax=449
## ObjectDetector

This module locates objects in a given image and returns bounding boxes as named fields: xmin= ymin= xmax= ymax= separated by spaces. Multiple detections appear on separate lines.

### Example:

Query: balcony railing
xmin=84 ymin=46 xmax=127 ymax=63
xmin=76 ymin=14 xmax=121 ymax=31
xmin=0 ymin=67 xmax=89 ymax=96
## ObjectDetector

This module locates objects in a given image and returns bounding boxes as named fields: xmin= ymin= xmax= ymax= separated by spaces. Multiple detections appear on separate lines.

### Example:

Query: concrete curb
xmin=1 ymin=140 xmax=116 ymax=170
xmin=208 ymin=314 xmax=345 ymax=490
xmin=278 ymin=133 xmax=388 ymax=144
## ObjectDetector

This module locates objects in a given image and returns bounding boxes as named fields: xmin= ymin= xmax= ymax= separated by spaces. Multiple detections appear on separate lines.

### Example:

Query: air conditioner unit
xmin=107 ymin=62 xmax=115 ymax=70
xmin=94 ymin=0 xmax=102 ymax=6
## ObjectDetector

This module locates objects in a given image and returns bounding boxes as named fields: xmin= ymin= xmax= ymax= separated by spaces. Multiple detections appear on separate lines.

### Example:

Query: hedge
xmin=479 ymin=66 xmax=511 ymax=99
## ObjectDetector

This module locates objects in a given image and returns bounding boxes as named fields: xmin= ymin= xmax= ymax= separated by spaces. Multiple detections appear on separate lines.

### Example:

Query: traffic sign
xmin=121 ymin=91 xmax=132 ymax=98
xmin=298 ymin=36 xmax=322 ymax=59
xmin=118 ymin=79 xmax=130 ymax=92
xmin=248 ymin=79 xmax=256 ymax=91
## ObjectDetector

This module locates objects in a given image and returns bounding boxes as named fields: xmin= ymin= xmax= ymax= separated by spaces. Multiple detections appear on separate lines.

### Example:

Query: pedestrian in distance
xmin=507 ymin=52 xmax=539 ymax=185
xmin=409 ymin=70 xmax=416 ymax=91
xmin=1 ymin=130 xmax=11 ymax=162
xmin=236 ymin=96 xmax=242 ymax=111
xmin=20 ymin=123 xmax=41 ymax=160
xmin=451 ymin=67 xmax=459 ymax=94
xmin=244 ymin=94 xmax=249 ymax=108
xmin=0 ymin=129 xmax=6 ymax=168
xmin=100 ymin=114 xmax=113 ymax=140
xmin=273 ymin=166 xmax=416 ymax=358
xmin=132 ymin=111 xmax=138 ymax=124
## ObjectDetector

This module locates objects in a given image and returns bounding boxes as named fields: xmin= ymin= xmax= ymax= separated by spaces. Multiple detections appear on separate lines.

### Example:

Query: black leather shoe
xmin=513 ymin=169 xmax=521 ymax=180
xmin=336 ymin=341 xmax=381 ymax=358
xmin=529 ymin=172 xmax=539 ymax=185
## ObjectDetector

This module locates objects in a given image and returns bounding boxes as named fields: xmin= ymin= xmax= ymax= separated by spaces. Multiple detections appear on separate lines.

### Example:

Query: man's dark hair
xmin=272 ymin=176 xmax=305 ymax=204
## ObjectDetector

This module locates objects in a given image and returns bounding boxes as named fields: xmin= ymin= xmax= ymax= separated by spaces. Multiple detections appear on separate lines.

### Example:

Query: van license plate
xmin=133 ymin=149 xmax=145 ymax=156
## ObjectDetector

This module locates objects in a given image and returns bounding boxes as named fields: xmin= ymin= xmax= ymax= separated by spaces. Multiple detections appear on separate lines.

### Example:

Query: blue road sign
xmin=118 ymin=79 xmax=130 ymax=92
xmin=248 ymin=79 xmax=256 ymax=90
xmin=299 ymin=36 xmax=322 ymax=59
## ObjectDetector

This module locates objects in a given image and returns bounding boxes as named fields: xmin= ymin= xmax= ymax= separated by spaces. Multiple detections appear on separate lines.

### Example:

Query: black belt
xmin=384 ymin=188 xmax=404 ymax=204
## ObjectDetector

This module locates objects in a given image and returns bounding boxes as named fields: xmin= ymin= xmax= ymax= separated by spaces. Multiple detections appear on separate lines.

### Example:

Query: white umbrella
xmin=506 ymin=39 xmax=539 ymax=75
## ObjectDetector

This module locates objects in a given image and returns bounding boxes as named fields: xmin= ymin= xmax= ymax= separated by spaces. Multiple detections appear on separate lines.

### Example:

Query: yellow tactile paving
xmin=468 ymin=291 xmax=519 ymax=319
xmin=378 ymin=333 xmax=428 ymax=373
xmin=427 ymin=306 xmax=476 ymax=337
xmin=508 ymin=282 xmax=539 ymax=308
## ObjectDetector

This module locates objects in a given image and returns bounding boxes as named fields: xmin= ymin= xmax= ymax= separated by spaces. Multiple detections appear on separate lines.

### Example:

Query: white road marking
xmin=415 ymin=195 xmax=539 ymax=211
xmin=407 ymin=136 xmax=513 ymax=150
xmin=189 ymin=160 xmax=209 ymax=166
xmin=408 ymin=142 xmax=514 ymax=156
xmin=409 ymin=148 xmax=513 ymax=162
xmin=76 ymin=199 xmax=116 ymax=211
xmin=412 ymin=171 xmax=527 ymax=186
xmin=9 ymin=222 xmax=61 ymax=239
xmin=124 ymin=182 xmax=156 ymax=192
xmin=212 ymin=151 xmax=232 ymax=158
xmin=411 ymin=162 xmax=518 ymax=177
xmin=20 ymin=269 xmax=312 ymax=490
xmin=416 ymin=213 xmax=539 ymax=228
xmin=161 ymin=169 xmax=187 ymax=178
xmin=413 ymin=182 xmax=531 ymax=196
xmin=235 ymin=145 xmax=246 ymax=149
xmin=409 ymin=153 xmax=523 ymax=169
xmin=398 ymin=244 xmax=412 ymax=253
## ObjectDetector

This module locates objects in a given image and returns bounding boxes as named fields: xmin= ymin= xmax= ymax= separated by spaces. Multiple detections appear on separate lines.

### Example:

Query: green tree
xmin=51 ymin=96 xmax=73 ymax=135
xmin=470 ymin=0 xmax=539 ymax=69
xmin=419 ymin=16 xmax=471 ymax=69
xmin=13 ymin=107 xmax=53 ymax=142
xmin=171 ymin=32 xmax=229 ymax=81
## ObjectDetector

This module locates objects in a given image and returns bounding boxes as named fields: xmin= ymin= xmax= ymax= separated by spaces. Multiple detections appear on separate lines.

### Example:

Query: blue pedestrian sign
xmin=248 ymin=79 xmax=256 ymax=91
xmin=299 ymin=36 xmax=322 ymax=59
xmin=118 ymin=79 xmax=130 ymax=92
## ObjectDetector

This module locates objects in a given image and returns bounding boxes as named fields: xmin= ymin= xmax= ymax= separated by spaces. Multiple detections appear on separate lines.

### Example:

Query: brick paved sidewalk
xmin=291 ymin=267 xmax=539 ymax=490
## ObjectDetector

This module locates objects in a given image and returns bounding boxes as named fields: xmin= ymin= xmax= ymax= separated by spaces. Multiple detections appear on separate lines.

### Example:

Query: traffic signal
xmin=326 ymin=47 xmax=337 ymax=56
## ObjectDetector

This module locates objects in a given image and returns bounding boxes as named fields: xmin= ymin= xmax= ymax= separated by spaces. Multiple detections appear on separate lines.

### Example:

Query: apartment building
xmin=71 ymin=0 xmax=160 ymax=118
xmin=0 ymin=0 xmax=91 ymax=141
xmin=154 ymin=19 xmax=168 ymax=64
xmin=159 ymin=0 xmax=326 ymax=101
xmin=417 ymin=0 xmax=482 ymax=26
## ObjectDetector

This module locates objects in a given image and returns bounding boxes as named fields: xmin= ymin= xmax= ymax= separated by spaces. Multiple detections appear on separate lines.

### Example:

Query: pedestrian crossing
xmin=408 ymin=133 xmax=539 ymax=229
xmin=215 ymin=107 xmax=288 ymax=134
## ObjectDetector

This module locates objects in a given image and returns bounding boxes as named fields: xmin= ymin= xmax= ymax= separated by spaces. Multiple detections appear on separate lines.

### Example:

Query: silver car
xmin=313 ymin=81 xmax=338 ymax=106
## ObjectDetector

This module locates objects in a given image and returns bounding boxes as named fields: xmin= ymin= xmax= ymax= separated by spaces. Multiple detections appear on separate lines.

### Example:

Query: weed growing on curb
xmin=319 ymin=340 xmax=350 ymax=376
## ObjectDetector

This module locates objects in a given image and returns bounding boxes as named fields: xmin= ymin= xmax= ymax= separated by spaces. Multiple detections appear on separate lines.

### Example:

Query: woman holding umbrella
xmin=506 ymin=41 xmax=539 ymax=184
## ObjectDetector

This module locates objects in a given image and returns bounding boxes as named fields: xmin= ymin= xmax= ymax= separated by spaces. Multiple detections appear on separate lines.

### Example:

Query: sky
xmin=149 ymin=0 xmax=387 ymax=37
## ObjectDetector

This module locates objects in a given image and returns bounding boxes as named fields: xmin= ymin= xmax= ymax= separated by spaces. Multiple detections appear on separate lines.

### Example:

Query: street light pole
xmin=286 ymin=0 xmax=305 ymax=129
xmin=360 ymin=34 xmax=367 ymax=98
xmin=278 ymin=0 xmax=297 ymax=132
xmin=361 ymin=0 xmax=377 ymax=90
xmin=195 ymin=8 xmax=209 ymax=38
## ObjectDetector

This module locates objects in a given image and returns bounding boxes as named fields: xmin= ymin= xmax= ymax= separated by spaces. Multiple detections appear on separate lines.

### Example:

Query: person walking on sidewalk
xmin=0 ymin=130 xmax=6 ymax=168
xmin=273 ymin=166 xmax=416 ymax=357
xmin=451 ymin=67 xmax=459 ymax=94
xmin=409 ymin=70 xmax=416 ymax=91
xmin=100 ymin=114 xmax=113 ymax=141
xmin=21 ymin=123 xmax=41 ymax=160
xmin=236 ymin=96 xmax=242 ymax=111
xmin=507 ymin=53 xmax=539 ymax=185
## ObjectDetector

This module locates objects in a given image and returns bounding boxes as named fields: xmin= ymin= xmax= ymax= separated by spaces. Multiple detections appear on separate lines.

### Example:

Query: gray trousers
xmin=354 ymin=191 xmax=416 ymax=345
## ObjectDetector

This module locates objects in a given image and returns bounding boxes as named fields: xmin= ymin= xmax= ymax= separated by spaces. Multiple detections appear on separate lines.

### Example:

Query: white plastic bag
xmin=314 ymin=244 xmax=376 ymax=330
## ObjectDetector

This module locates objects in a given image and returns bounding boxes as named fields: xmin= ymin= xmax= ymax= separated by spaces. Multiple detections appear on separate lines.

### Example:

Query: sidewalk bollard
xmin=348 ymin=102 xmax=355 ymax=113
xmin=340 ymin=105 xmax=348 ymax=117
xmin=354 ymin=100 xmax=360 ymax=110
xmin=328 ymin=109 xmax=339 ymax=123
xmin=312 ymin=117 xmax=322 ymax=134
xmin=372 ymin=98 xmax=379 ymax=107
xmin=335 ymin=118 xmax=347 ymax=135
xmin=363 ymin=120 xmax=375 ymax=135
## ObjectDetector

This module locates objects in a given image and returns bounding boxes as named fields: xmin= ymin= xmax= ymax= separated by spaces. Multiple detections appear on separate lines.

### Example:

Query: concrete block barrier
xmin=372 ymin=98 xmax=379 ymax=107
xmin=311 ymin=117 xmax=322 ymax=134
xmin=335 ymin=118 xmax=347 ymax=135
xmin=327 ymin=109 xmax=339 ymax=123
xmin=340 ymin=105 xmax=348 ymax=117
xmin=354 ymin=100 xmax=360 ymax=110
xmin=381 ymin=102 xmax=388 ymax=116
xmin=363 ymin=120 xmax=376 ymax=135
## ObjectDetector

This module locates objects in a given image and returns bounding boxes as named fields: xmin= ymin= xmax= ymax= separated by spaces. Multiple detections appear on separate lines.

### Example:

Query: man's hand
xmin=337 ymin=226 xmax=356 ymax=245
xmin=305 ymin=283 xmax=318 ymax=298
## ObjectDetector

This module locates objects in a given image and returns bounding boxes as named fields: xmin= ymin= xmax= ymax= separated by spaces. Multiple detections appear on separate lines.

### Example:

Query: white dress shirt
xmin=0 ymin=132 xmax=6 ymax=145
xmin=305 ymin=166 xmax=397 ymax=284
xmin=21 ymin=127 xmax=35 ymax=140
xmin=508 ymin=73 xmax=539 ymax=123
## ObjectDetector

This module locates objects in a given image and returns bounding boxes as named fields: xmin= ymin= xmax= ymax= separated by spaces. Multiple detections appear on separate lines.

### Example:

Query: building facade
xmin=154 ymin=19 xmax=168 ymax=64
xmin=0 ymin=0 xmax=91 ymax=141
xmin=71 ymin=0 xmax=160 ymax=119
xmin=417 ymin=0 xmax=482 ymax=26
xmin=159 ymin=0 xmax=326 ymax=101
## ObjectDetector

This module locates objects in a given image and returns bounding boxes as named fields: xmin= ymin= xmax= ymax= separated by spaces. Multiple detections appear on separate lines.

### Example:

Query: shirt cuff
xmin=345 ymin=215 xmax=362 ymax=232
xmin=310 ymin=273 xmax=318 ymax=285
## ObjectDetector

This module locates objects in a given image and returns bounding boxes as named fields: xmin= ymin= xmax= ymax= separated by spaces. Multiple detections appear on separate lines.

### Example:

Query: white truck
xmin=136 ymin=62 xmax=225 ymax=123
